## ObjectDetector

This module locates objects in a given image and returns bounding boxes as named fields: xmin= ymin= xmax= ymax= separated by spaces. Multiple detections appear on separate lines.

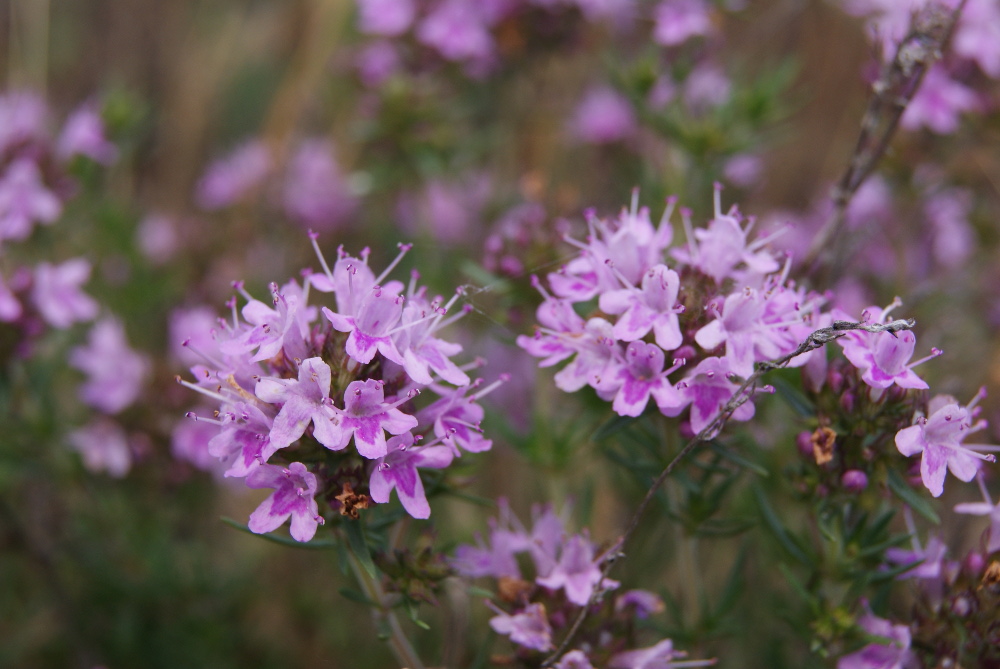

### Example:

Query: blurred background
xmin=2 ymin=0 xmax=999 ymax=667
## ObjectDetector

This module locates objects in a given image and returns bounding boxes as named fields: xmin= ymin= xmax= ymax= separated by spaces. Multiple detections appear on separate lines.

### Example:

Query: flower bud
xmin=841 ymin=469 xmax=868 ymax=492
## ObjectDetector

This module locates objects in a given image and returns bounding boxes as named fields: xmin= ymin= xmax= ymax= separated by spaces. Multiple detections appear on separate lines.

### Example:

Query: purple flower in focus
xmin=208 ymin=402 xmax=278 ymax=477
xmin=0 ymin=159 xmax=62 ymax=242
xmin=282 ymin=140 xmax=356 ymax=231
xmin=247 ymin=462 xmax=323 ymax=542
xmin=488 ymin=602 xmax=554 ymax=652
xmin=837 ymin=304 xmax=938 ymax=391
xmin=894 ymin=390 xmax=996 ymax=497
xmin=599 ymin=264 xmax=684 ymax=351
xmin=369 ymin=432 xmax=454 ymax=518
xmin=56 ymin=104 xmax=117 ymax=164
xmin=837 ymin=605 xmax=915 ymax=669
xmin=68 ymin=419 xmax=132 ymax=478
xmin=69 ymin=317 xmax=150 ymax=414
xmin=324 ymin=287 xmax=406 ymax=365
xmin=254 ymin=357 xmax=343 ymax=451
xmin=195 ymin=140 xmax=271 ymax=210
xmin=570 ymin=86 xmax=637 ymax=144
xmin=607 ymin=341 xmax=685 ymax=417
xmin=329 ymin=379 xmax=419 ymax=459
xmin=653 ymin=0 xmax=712 ymax=46
xmin=356 ymin=0 xmax=416 ymax=35
xmin=31 ymin=258 xmax=99 ymax=329
xmin=418 ymin=384 xmax=492 ymax=454
xmin=673 ymin=357 xmax=755 ymax=434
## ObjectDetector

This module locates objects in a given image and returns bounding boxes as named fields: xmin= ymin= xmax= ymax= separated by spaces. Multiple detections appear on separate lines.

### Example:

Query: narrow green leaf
xmin=777 ymin=563 xmax=816 ymax=612
xmin=339 ymin=587 xmax=377 ymax=606
xmin=752 ymin=485 xmax=811 ymax=566
xmin=886 ymin=469 xmax=939 ymax=524
xmin=707 ymin=441 xmax=769 ymax=476
xmin=220 ymin=517 xmax=336 ymax=549
xmin=593 ymin=414 xmax=639 ymax=441
xmin=771 ymin=375 xmax=814 ymax=418
xmin=344 ymin=520 xmax=378 ymax=579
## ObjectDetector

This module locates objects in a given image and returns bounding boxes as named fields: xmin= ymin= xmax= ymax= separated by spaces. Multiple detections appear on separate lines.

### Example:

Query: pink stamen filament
xmin=374 ymin=242 xmax=413 ymax=285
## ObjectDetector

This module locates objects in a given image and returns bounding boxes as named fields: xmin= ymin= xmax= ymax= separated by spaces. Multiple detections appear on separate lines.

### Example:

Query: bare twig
xmin=804 ymin=1 xmax=967 ymax=279
xmin=540 ymin=318 xmax=915 ymax=667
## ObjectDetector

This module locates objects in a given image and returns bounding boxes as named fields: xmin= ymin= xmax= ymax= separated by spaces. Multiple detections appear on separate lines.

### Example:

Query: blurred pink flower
xmin=282 ymin=140 xmax=356 ymax=231
xmin=901 ymin=65 xmax=979 ymax=134
xmin=68 ymin=419 xmax=132 ymax=478
xmin=570 ymin=86 xmax=637 ymax=144
xmin=195 ymin=140 xmax=271 ymax=210
xmin=653 ymin=0 xmax=713 ymax=46
xmin=56 ymin=104 xmax=117 ymax=165
xmin=356 ymin=0 xmax=416 ymax=36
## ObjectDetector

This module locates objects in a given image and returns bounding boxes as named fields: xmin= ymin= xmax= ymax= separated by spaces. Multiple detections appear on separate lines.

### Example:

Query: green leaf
xmin=404 ymin=598 xmax=430 ymax=630
xmin=886 ymin=469 xmax=939 ymax=524
xmin=220 ymin=517 xmax=336 ymax=549
xmin=339 ymin=587 xmax=377 ymax=606
xmin=593 ymin=414 xmax=639 ymax=441
xmin=707 ymin=441 xmax=768 ymax=476
xmin=752 ymin=485 xmax=811 ymax=566
xmin=771 ymin=375 xmax=815 ymax=418
xmin=344 ymin=520 xmax=378 ymax=579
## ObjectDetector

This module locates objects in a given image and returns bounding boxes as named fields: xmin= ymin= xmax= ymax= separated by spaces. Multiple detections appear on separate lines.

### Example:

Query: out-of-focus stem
xmin=9 ymin=0 xmax=50 ymax=93
xmin=804 ymin=0 xmax=967 ymax=282
xmin=344 ymin=539 xmax=426 ymax=669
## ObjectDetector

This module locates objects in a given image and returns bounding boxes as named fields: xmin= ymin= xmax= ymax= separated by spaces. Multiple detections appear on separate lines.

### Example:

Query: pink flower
xmin=282 ymin=140 xmax=356 ymax=231
xmin=0 ymin=159 xmax=62 ymax=242
xmin=901 ymin=65 xmax=979 ymax=135
xmin=895 ymin=389 xmax=997 ymax=498
xmin=954 ymin=473 xmax=1000 ymax=554
xmin=653 ymin=0 xmax=713 ymax=46
xmin=69 ymin=317 xmax=150 ymax=414
xmin=195 ymin=140 xmax=271 ymax=210
xmin=369 ymin=432 xmax=453 ymax=518
xmin=247 ymin=462 xmax=323 ymax=542
xmin=356 ymin=0 xmax=415 ymax=36
xmin=837 ymin=604 xmax=915 ymax=669
xmin=56 ymin=104 xmax=117 ymax=165
xmin=488 ymin=602 xmax=554 ymax=652
xmin=31 ymin=258 xmax=99 ymax=329
xmin=570 ymin=87 xmax=637 ymax=144
xmin=68 ymin=419 xmax=132 ymax=478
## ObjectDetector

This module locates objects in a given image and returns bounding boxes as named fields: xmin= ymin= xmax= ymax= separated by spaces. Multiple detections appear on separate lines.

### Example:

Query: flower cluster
xmin=520 ymin=189 xmax=996 ymax=500
xmin=176 ymin=233 xmax=501 ymax=541
xmin=0 ymin=90 xmax=149 ymax=477
xmin=518 ymin=187 xmax=814 ymax=433
xmin=452 ymin=500 xmax=715 ymax=668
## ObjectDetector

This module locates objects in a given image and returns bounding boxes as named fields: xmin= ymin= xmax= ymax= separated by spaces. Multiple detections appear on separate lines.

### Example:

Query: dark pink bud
xmin=965 ymin=552 xmax=985 ymax=574
xmin=796 ymin=431 xmax=813 ymax=458
xmin=827 ymin=369 xmax=844 ymax=394
xmin=674 ymin=345 xmax=697 ymax=361
xmin=839 ymin=391 xmax=855 ymax=413
xmin=841 ymin=469 xmax=868 ymax=492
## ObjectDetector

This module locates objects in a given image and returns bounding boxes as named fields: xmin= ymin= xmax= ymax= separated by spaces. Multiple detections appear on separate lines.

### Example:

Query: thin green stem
xmin=343 ymin=535 xmax=426 ymax=669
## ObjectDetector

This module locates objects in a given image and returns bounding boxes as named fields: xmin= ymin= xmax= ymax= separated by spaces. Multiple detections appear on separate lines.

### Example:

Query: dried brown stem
xmin=804 ymin=1 xmax=967 ymax=280
xmin=540 ymin=318 xmax=915 ymax=667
